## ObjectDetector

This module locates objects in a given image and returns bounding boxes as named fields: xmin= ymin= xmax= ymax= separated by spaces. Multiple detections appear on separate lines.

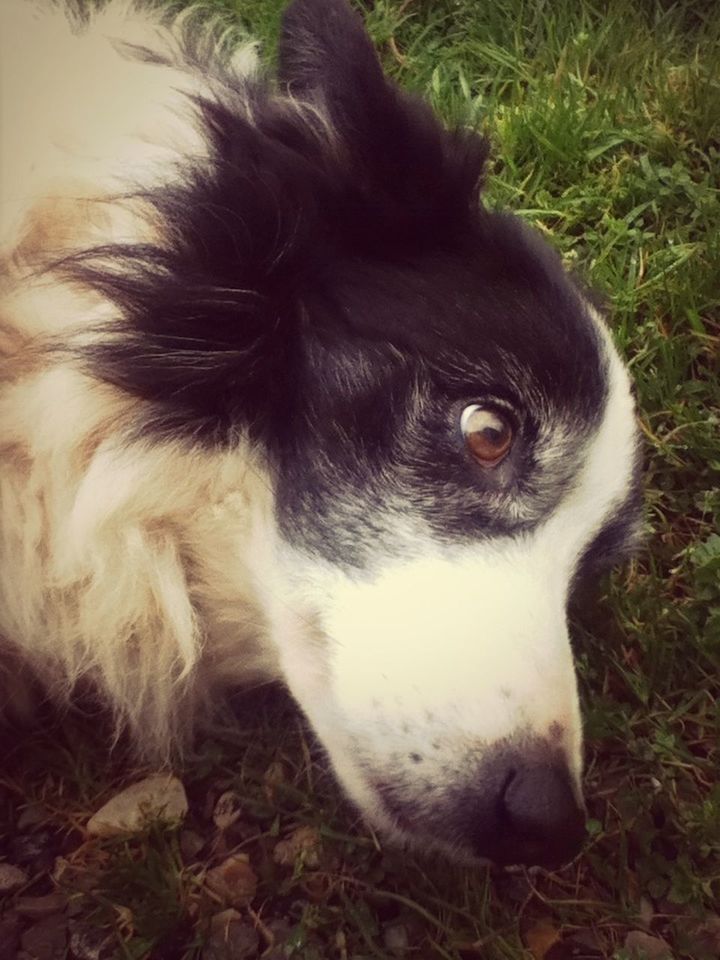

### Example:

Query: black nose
xmin=376 ymin=749 xmax=586 ymax=868
xmin=495 ymin=762 xmax=586 ymax=867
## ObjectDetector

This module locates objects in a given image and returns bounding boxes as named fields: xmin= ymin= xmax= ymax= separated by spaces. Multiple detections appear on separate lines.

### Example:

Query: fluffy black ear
xmin=278 ymin=0 xmax=490 ymax=248
xmin=279 ymin=0 xmax=389 ymax=133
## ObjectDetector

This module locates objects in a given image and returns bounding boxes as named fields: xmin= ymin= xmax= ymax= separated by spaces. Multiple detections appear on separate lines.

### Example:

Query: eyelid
xmin=460 ymin=400 xmax=518 ymax=433
xmin=460 ymin=403 xmax=483 ymax=434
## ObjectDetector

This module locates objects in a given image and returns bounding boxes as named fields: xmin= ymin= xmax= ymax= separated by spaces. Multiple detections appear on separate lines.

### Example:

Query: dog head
xmin=74 ymin=0 xmax=642 ymax=866
xmin=267 ymin=0 xmax=642 ymax=867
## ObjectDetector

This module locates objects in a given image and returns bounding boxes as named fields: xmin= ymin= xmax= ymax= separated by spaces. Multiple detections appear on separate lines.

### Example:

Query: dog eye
xmin=461 ymin=405 xmax=513 ymax=467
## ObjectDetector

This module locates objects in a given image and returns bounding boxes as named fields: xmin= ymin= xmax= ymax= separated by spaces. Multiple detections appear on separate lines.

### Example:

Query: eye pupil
xmin=461 ymin=405 xmax=513 ymax=466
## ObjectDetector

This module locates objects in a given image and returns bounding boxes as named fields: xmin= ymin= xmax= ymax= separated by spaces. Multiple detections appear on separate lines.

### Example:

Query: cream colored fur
xmin=0 ymin=1 xmax=281 ymax=758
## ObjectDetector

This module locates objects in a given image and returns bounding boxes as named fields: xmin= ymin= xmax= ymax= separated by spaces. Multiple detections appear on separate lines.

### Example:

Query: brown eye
xmin=461 ymin=404 xmax=513 ymax=466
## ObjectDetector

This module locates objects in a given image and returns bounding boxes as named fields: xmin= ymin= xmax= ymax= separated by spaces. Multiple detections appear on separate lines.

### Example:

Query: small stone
xmin=383 ymin=922 xmax=409 ymax=954
xmin=273 ymin=826 xmax=323 ymax=868
xmin=15 ymin=893 xmax=67 ymax=918
xmin=625 ymin=930 xmax=674 ymax=960
xmin=68 ymin=921 xmax=114 ymax=960
xmin=205 ymin=855 xmax=258 ymax=908
xmin=20 ymin=915 xmax=67 ymax=960
xmin=213 ymin=792 xmax=242 ymax=831
xmin=0 ymin=862 xmax=28 ymax=894
xmin=86 ymin=775 xmax=188 ymax=836
xmin=202 ymin=909 xmax=259 ymax=960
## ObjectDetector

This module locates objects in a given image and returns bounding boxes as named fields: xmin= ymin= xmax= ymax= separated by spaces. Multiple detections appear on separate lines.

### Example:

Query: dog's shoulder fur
xmin=0 ymin=1 xmax=285 ymax=753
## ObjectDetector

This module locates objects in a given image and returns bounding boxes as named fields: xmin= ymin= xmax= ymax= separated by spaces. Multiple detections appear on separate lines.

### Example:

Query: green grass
xmin=2 ymin=0 xmax=719 ymax=957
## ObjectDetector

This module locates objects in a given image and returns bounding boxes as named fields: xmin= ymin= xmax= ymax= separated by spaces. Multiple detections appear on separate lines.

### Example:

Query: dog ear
xmin=279 ymin=0 xmax=388 ymax=131
xmin=278 ymin=0 xmax=490 ymax=249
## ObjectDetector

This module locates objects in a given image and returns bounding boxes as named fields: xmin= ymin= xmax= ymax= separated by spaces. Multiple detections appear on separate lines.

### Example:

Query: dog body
xmin=0 ymin=0 xmax=641 ymax=866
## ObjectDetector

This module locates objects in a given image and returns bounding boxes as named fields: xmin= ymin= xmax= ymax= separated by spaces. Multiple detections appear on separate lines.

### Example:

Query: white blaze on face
xmin=324 ymin=542 xmax=580 ymax=753
xmin=271 ymin=314 xmax=638 ymax=829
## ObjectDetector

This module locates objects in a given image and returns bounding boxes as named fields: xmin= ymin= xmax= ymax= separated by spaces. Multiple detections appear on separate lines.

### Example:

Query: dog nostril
xmin=500 ymin=763 xmax=586 ymax=867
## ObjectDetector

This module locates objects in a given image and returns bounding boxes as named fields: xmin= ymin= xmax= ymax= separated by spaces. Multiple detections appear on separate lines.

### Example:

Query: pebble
xmin=68 ymin=921 xmax=114 ymax=960
xmin=0 ymin=863 xmax=28 ymax=895
xmin=273 ymin=825 xmax=322 ymax=868
xmin=86 ymin=775 xmax=188 ymax=836
xmin=205 ymin=854 xmax=258 ymax=908
xmin=212 ymin=791 xmax=243 ymax=832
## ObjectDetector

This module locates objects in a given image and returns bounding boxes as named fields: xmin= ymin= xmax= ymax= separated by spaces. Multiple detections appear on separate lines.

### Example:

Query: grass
xmin=1 ymin=0 xmax=719 ymax=957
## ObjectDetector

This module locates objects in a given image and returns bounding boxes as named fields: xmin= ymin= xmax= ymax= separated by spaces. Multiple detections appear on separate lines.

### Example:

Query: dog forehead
xmin=316 ymin=212 xmax=606 ymax=419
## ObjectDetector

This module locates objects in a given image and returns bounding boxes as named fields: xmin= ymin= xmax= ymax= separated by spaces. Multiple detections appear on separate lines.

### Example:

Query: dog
xmin=0 ymin=0 xmax=641 ymax=868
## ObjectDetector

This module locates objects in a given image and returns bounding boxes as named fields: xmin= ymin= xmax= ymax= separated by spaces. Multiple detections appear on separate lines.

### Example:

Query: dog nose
xmin=470 ymin=760 xmax=586 ymax=867
xmin=376 ymin=747 xmax=586 ymax=868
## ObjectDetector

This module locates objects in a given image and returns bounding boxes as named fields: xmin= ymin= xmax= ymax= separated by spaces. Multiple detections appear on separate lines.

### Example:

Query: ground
xmin=1 ymin=0 xmax=718 ymax=957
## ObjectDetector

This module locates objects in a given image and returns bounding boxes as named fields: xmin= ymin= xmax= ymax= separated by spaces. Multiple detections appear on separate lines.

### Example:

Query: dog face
xmin=63 ymin=0 xmax=641 ymax=865
xmin=267 ymin=2 xmax=641 ymax=866
xmin=270 ymin=219 xmax=640 ymax=866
